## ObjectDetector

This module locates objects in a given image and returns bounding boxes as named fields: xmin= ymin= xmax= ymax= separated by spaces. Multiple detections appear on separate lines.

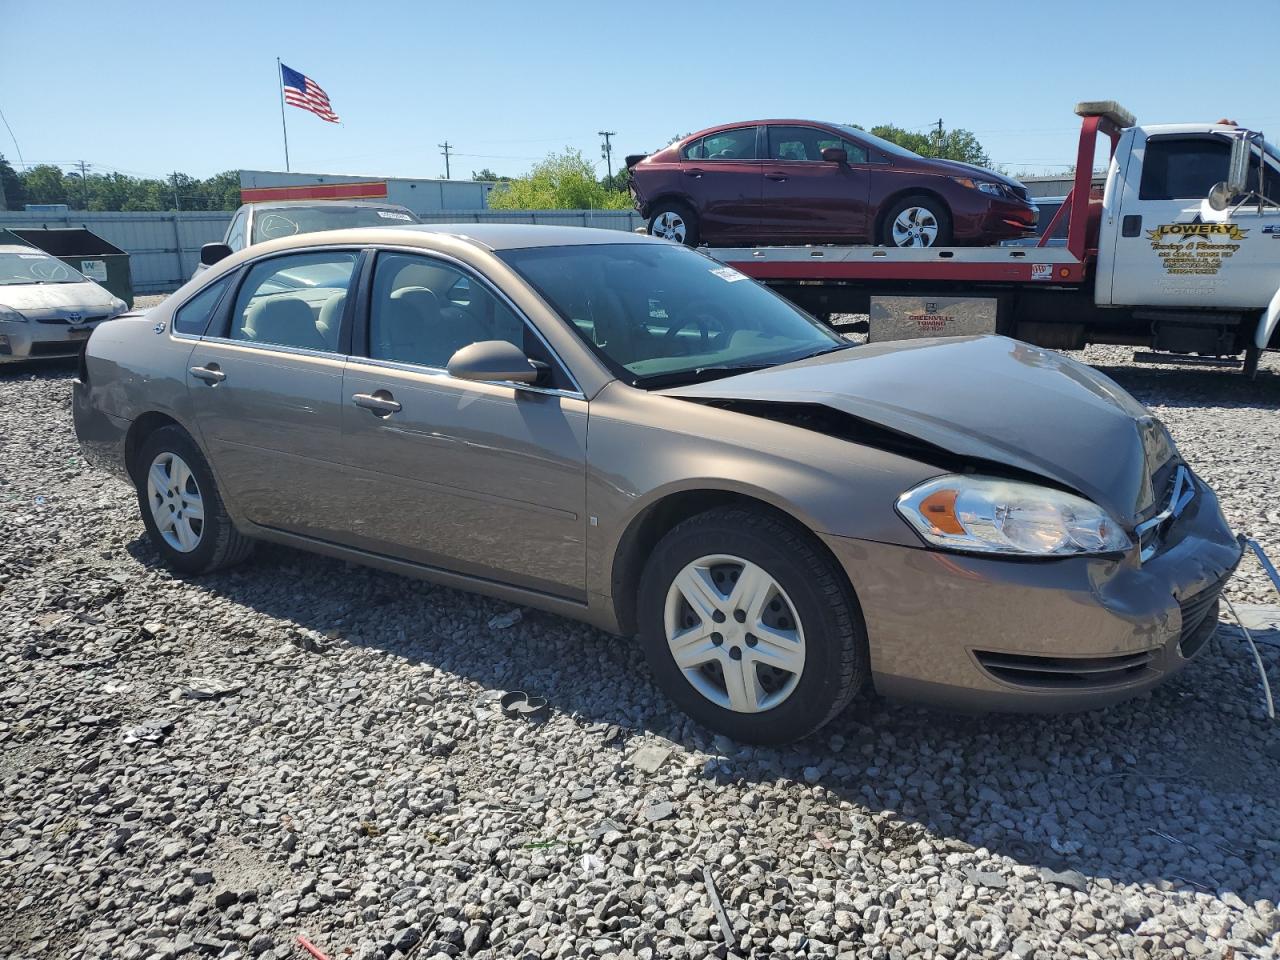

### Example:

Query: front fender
xmin=1257 ymin=284 xmax=1280 ymax=350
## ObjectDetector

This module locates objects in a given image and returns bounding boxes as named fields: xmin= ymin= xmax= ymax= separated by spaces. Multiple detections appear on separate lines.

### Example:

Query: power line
xmin=438 ymin=141 xmax=452 ymax=179
xmin=0 ymin=103 xmax=24 ymax=169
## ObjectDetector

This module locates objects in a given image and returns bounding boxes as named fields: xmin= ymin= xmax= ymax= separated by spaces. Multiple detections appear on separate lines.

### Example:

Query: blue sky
xmin=3 ymin=0 xmax=1277 ymax=183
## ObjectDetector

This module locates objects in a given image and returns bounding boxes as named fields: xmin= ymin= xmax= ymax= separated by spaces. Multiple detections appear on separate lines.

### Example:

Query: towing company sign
xmin=1146 ymin=221 xmax=1249 ymax=276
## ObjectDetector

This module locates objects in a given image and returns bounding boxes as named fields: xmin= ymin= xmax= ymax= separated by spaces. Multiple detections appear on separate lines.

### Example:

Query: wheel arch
xmin=608 ymin=486 xmax=856 ymax=636
xmin=873 ymin=186 xmax=952 ymax=244
xmin=644 ymin=192 xmax=698 ymax=220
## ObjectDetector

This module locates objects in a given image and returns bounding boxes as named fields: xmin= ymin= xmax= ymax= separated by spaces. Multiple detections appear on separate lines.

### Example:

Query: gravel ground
xmin=1 ymin=342 xmax=1278 ymax=960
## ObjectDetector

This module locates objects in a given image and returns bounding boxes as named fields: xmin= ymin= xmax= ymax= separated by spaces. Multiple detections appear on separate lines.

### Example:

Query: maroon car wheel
xmin=648 ymin=202 xmax=699 ymax=246
xmin=882 ymin=195 xmax=952 ymax=248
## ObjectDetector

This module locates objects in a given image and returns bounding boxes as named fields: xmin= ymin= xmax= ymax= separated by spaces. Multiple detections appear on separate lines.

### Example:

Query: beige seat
xmin=316 ymin=291 xmax=347 ymax=351
xmin=241 ymin=296 xmax=327 ymax=350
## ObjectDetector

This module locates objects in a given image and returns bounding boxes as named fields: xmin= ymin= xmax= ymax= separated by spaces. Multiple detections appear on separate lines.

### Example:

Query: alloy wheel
xmin=891 ymin=206 xmax=940 ymax=247
xmin=651 ymin=210 xmax=687 ymax=243
xmin=663 ymin=554 xmax=806 ymax=713
xmin=145 ymin=451 xmax=204 ymax=553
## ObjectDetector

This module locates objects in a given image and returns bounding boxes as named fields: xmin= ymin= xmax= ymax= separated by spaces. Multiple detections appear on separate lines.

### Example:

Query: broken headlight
xmin=896 ymin=475 xmax=1132 ymax=557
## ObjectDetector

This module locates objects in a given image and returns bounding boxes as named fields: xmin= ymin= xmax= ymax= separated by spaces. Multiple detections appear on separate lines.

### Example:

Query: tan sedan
xmin=73 ymin=225 xmax=1242 ymax=743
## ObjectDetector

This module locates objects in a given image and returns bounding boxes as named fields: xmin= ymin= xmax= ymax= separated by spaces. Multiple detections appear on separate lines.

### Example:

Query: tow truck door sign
xmin=1108 ymin=134 xmax=1280 ymax=310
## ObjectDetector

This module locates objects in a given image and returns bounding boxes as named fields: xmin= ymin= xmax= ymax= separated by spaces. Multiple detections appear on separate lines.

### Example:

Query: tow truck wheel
xmin=882 ymin=195 xmax=952 ymax=248
xmin=649 ymin=202 xmax=700 ymax=246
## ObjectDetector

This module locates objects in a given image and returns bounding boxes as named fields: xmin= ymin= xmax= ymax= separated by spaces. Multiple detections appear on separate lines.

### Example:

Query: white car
xmin=0 ymin=245 xmax=129 ymax=363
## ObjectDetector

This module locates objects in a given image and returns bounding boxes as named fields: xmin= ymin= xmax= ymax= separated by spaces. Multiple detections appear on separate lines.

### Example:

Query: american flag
xmin=280 ymin=63 xmax=340 ymax=124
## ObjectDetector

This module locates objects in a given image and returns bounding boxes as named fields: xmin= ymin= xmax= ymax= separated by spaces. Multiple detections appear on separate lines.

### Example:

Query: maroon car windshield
xmin=499 ymin=242 xmax=845 ymax=387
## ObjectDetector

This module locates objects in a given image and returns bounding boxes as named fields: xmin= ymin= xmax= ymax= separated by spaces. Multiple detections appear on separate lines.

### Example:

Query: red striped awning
xmin=240 ymin=181 xmax=389 ymax=203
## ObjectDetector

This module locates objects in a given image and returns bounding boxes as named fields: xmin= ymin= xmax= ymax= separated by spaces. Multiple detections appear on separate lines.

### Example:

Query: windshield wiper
xmin=634 ymin=363 xmax=776 ymax=390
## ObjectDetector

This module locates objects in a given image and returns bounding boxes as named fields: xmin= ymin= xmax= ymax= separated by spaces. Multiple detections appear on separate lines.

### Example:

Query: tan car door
xmin=339 ymin=250 xmax=589 ymax=599
xmin=185 ymin=249 xmax=360 ymax=539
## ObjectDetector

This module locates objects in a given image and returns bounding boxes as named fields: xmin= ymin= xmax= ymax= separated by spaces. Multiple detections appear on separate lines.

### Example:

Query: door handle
xmin=352 ymin=391 xmax=401 ymax=417
xmin=683 ymin=168 xmax=704 ymax=179
xmin=766 ymin=172 xmax=788 ymax=181
xmin=188 ymin=364 xmax=226 ymax=385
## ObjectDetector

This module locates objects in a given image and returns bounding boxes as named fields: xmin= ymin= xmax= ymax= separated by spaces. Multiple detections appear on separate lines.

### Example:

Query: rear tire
xmin=648 ymin=201 xmax=700 ymax=246
xmin=637 ymin=506 xmax=869 ymax=744
xmin=881 ymin=194 xmax=952 ymax=248
xmin=133 ymin=425 xmax=254 ymax=575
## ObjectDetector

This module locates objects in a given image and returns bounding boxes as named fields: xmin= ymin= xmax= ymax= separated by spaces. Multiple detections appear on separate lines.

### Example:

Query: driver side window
xmin=225 ymin=212 xmax=247 ymax=251
xmin=367 ymin=253 xmax=571 ymax=388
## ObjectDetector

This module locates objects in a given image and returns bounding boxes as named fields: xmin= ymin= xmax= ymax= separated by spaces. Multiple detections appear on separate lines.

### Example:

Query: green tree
xmin=854 ymin=124 xmax=992 ymax=167
xmin=487 ymin=149 xmax=631 ymax=210
xmin=470 ymin=168 xmax=511 ymax=183
xmin=0 ymin=154 xmax=23 ymax=210
xmin=21 ymin=164 xmax=69 ymax=206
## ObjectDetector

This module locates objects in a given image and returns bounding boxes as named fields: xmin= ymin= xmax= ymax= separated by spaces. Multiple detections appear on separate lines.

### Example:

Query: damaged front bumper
xmin=821 ymin=475 xmax=1243 ymax=712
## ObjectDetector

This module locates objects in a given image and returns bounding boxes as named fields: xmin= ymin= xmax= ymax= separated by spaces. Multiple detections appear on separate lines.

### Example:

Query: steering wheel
xmin=663 ymin=298 xmax=727 ymax=351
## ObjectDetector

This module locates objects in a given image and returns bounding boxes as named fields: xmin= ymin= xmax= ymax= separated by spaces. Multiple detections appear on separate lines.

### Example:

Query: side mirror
xmin=821 ymin=147 xmax=848 ymax=164
xmin=1207 ymin=181 xmax=1235 ymax=212
xmin=447 ymin=340 xmax=541 ymax=385
xmin=200 ymin=242 xmax=233 ymax=267
xmin=1226 ymin=134 xmax=1251 ymax=194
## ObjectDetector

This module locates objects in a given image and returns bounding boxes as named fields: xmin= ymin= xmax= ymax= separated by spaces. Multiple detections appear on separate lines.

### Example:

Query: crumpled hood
xmin=0 ymin=280 xmax=117 ymax=317
xmin=663 ymin=335 xmax=1164 ymax=523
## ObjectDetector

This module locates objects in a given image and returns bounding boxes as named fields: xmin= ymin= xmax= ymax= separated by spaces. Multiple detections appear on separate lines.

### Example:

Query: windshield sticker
xmin=710 ymin=266 xmax=748 ymax=283
xmin=1147 ymin=221 xmax=1249 ymax=276
xmin=376 ymin=211 xmax=413 ymax=221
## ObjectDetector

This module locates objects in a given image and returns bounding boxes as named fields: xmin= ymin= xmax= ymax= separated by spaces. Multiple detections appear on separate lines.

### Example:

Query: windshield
xmin=251 ymin=205 xmax=420 ymax=243
xmin=0 ymin=251 xmax=86 ymax=286
xmin=498 ymin=242 xmax=845 ymax=387
xmin=830 ymin=124 xmax=922 ymax=161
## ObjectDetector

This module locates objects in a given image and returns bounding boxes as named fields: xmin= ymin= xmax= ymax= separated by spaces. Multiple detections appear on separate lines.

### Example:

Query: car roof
xmin=251 ymin=223 xmax=659 ymax=253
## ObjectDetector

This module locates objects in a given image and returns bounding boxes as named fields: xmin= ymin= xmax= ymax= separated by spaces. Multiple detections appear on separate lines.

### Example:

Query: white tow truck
xmin=711 ymin=102 xmax=1280 ymax=376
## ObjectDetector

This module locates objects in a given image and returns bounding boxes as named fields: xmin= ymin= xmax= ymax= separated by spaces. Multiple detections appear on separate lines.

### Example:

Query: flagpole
xmin=277 ymin=58 xmax=290 ymax=172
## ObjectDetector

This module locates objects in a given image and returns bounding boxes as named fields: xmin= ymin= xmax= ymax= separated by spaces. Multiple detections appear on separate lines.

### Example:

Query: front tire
xmin=648 ymin=201 xmax=700 ymax=246
xmin=882 ymin=194 xmax=952 ymax=248
xmin=133 ymin=425 xmax=254 ymax=575
xmin=637 ymin=507 xmax=869 ymax=744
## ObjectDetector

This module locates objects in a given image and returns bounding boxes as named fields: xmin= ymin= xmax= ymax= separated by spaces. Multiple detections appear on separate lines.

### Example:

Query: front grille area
xmin=36 ymin=314 xmax=107 ymax=325
xmin=28 ymin=340 xmax=82 ymax=357
xmin=1178 ymin=574 xmax=1229 ymax=659
xmin=975 ymin=650 xmax=1156 ymax=689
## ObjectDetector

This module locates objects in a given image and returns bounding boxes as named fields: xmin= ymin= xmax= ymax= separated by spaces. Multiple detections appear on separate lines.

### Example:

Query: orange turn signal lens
xmin=918 ymin=489 xmax=966 ymax=535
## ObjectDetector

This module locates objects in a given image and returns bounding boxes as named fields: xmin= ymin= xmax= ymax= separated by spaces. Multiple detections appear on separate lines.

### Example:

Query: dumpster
xmin=0 ymin=227 xmax=134 ymax=307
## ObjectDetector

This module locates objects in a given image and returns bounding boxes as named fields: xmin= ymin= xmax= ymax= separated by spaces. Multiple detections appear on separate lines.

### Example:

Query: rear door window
xmin=1139 ymin=137 xmax=1232 ymax=200
xmin=685 ymin=127 xmax=758 ymax=161
xmin=228 ymin=252 xmax=358 ymax=352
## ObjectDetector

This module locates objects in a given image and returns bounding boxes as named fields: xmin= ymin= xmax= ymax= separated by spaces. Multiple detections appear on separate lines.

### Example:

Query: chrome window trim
xmin=185 ymin=336 xmax=348 ymax=363
xmin=1135 ymin=465 xmax=1195 ymax=562
xmin=348 ymin=354 xmax=585 ymax=401
xmin=366 ymin=244 xmax=586 ymax=398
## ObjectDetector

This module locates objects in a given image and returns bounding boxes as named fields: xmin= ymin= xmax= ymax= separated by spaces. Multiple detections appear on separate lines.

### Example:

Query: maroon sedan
xmin=627 ymin=121 xmax=1037 ymax=248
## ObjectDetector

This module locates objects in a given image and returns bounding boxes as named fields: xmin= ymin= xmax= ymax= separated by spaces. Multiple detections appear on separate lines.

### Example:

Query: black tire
xmin=647 ymin=200 xmax=700 ymax=246
xmin=881 ymin=194 xmax=952 ymax=248
xmin=637 ymin=506 xmax=869 ymax=744
xmin=133 ymin=425 xmax=254 ymax=575
xmin=1243 ymin=344 xmax=1261 ymax=380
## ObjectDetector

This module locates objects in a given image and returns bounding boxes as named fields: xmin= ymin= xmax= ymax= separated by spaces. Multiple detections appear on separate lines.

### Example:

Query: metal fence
xmin=0 ymin=209 xmax=645 ymax=297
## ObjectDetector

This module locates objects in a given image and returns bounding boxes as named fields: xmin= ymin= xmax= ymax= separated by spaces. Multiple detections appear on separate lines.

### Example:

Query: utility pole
xmin=936 ymin=118 xmax=944 ymax=138
xmin=598 ymin=130 xmax=617 ymax=184
xmin=439 ymin=142 xmax=452 ymax=179
xmin=171 ymin=172 xmax=182 ymax=211
xmin=77 ymin=160 xmax=89 ymax=210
